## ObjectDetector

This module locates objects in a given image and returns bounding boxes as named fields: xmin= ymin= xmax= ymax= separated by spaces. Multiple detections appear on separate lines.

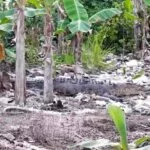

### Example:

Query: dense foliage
xmin=81 ymin=0 xmax=123 ymax=16
xmin=0 ymin=0 xmax=139 ymax=69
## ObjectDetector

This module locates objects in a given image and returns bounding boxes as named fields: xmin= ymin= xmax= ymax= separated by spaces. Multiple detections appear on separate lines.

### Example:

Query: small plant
xmin=82 ymin=29 xmax=113 ymax=70
xmin=70 ymin=104 xmax=150 ymax=150
xmin=26 ymin=46 xmax=41 ymax=66
xmin=132 ymin=70 xmax=144 ymax=80
xmin=5 ymin=48 xmax=16 ymax=63
xmin=107 ymin=104 xmax=128 ymax=150
xmin=54 ymin=53 xmax=75 ymax=65
xmin=107 ymin=104 xmax=150 ymax=150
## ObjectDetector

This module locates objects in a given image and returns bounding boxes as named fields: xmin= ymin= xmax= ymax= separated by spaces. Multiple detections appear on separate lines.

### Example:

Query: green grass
xmin=54 ymin=53 xmax=75 ymax=65
xmin=82 ymin=30 xmax=113 ymax=70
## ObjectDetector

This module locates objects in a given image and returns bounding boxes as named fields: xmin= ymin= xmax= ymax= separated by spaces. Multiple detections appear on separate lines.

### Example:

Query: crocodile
xmin=23 ymin=77 xmax=146 ymax=101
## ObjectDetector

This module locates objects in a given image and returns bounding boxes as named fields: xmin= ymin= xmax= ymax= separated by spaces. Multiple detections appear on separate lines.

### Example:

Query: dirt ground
xmin=0 ymin=99 xmax=149 ymax=150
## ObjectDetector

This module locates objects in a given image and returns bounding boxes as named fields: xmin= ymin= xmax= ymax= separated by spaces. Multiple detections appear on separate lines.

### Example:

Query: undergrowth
xmin=82 ymin=29 xmax=113 ymax=70
xmin=54 ymin=53 xmax=75 ymax=65
xmin=26 ymin=46 xmax=42 ymax=66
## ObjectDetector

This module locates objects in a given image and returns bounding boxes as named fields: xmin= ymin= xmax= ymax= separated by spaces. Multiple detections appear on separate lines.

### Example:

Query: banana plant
xmin=0 ymin=1 xmax=45 ymax=33
xmin=0 ymin=0 xmax=54 ymax=104
xmin=42 ymin=0 xmax=55 ymax=103
xmin=144 ymin=0 xmax=150 ymax=6
xmin=63 ymin=0 xmax=122 ymax=33
xmin=27 ymin=0 xmax=55 ymax=103
xmin=108 ymin=104 xmax=128 ymax=150
xmin=63 ymin=0 xmax=91 ymax=34
xmin=63 ymin=0 xmax=122 ymax=73
xmin=70 ymin=104 xmax=150 ymax=150
xmin=63 ymin=0 xmax=89 ymax=73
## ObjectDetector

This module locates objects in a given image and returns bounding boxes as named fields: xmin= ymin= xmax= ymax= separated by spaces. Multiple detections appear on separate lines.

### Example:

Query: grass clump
xmin=82 ymin=29 xmax=113 ymax=71
xmin=54 ymin=53 xmax=75 ymax=66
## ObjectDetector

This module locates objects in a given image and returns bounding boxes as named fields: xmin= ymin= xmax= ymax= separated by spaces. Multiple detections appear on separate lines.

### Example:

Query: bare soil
xmin=0 ymin=98 xmax=149 ymax=150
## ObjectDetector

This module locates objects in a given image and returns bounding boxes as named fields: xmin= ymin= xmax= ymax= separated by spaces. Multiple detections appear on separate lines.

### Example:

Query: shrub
xmin=82 ymin=29 xmax=113 ymax=70
xmin=26 ymin=46 xmax=41 ymax=66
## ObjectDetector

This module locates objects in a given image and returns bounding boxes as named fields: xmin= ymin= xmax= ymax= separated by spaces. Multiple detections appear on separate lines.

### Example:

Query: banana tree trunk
xmin=58 ymin=34 xmax=65 ymax=54
xmin=15 ymin=6 xmax=26 ymax=106
xmin=57 ymin=8 xmax=65 ymax=54
xmin=133 ymin=0 xmax=147 ymax=58
xmin=43 ymin=14 xmax=54 ymax=103
xmin=75 ymin=32 xmax=82 ymax=63
xmin=74 ymin=32 xmax=84 ymax=75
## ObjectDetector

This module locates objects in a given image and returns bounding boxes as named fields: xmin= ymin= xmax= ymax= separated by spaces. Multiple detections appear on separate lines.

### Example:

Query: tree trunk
xmin=74 ymin=32 xmax=82 ymax=63
xmin=133 ymin=0 xmax=147 ymax=58
xmin=58 ymin=34 xmax=65 ymax=54
xmin=57 ymin=9 xmax=65 ymax=54
xmin=56 ymin=3 xmax=66 ymax=54
xmin=74 ymin=32 xmax=84 ymax=75
xmin=15 ymin=6 xmax=26 ymax=106
xmin=43 ymin=14 xmax=54 ymax=103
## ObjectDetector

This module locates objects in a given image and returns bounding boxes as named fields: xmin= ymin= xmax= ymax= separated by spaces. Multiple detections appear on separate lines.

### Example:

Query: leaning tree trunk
xmin=43 ymin=14 xmax=54 ymax=103
xmin=15 ymin=4 xmax=26 ymax=106
xmin=133 ymin=0 xmax=147 ymax=59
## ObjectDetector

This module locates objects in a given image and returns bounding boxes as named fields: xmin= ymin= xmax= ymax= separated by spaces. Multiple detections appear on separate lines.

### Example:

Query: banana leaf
xmin=144 ymin=0 xmax=150 ymax=6
xmin=24 ymin=7 xmax=46 ymax=17
xmin=63 ymin=0 xmax=88 ymax=21
xmin=89 ymin=8 xmax=122 ymax=24
xmin=0 ymin=9 xmax=15 ymax=20
xmin=0 ymin=23 xmax=13 ymax=32
xmin=68 ymin=20 xmax=91 ymax=34
xmin=63 ymin=0 xmax=90 ymax=33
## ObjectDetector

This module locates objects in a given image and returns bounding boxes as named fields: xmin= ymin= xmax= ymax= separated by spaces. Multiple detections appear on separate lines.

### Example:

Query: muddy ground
xmin=0 ymin=93 xmax=149 ymax=150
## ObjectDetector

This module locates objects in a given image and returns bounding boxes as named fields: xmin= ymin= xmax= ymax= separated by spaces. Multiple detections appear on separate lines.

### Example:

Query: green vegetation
xmin=0 ymin=0 xmax=149 ymax=74
xmin=135 ymin=137 xmax=150 ymax=148
xmin=54 ymin=53 xmax=75 ymax=65
xmin=132 ymin=70 xmax=145 ymax=80
xmin=82 ymin=29 xmax=112 ymax=70
xmin=107 ymin=104 xmax=128 ymax=150
xmin=107 ymin=105 xmax=150 ymax=150
xmin=26 ymin=46 xmax=41 ymax=66
xmin=5 ymin=48 xmax=16 ymax=64
xmin=0 ymin=0 xmax=150 ymax=148
xmin=0 ymin=0 xmax=136 ymax=69
xmin=70 ymin=104 xmax=150 ymax=150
